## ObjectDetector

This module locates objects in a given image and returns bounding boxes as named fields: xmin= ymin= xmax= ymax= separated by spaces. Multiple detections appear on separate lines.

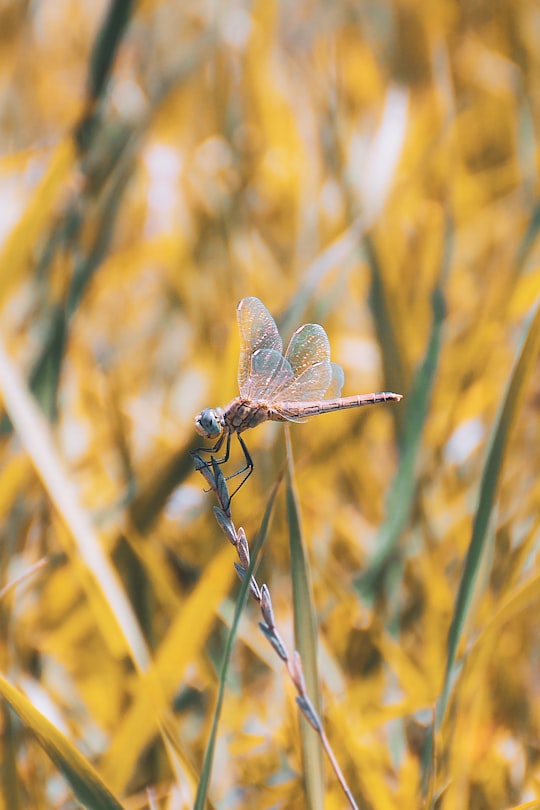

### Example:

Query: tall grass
xmin=1 ymin=1 xmax=540 ymax=808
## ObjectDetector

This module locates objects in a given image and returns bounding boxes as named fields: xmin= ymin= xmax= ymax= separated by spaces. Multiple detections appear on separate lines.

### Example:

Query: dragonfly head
xmin=195 ymin=407 xmax=223 ymax=439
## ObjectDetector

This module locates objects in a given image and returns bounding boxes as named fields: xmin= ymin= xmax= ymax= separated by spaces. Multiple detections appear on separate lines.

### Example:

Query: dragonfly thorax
xmin=194 ymin=407 xmax=225 ymax=439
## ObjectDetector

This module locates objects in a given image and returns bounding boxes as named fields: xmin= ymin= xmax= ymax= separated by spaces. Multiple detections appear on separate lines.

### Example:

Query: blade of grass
xmin=26 ymin=153 xmax=132 ymax=427
xmin=76 ymin=0 xmax=136 ymax=149
xmin=285 ymin=427 xmax=325 ymax=810
xmin=282 ymin=86 xmax=408 ymax=336
xmin=2 ymin=702 xmax=20 ymax=810
xmin=452 ymin=540 xmax=540 ymax=733
xmin=0 ymin=455 xmax=33 ymax=521
xmin=0 ymin=139 xmax=76 ymax=307
xmin=437 ymin=298 xmax=540 ymax=729
xmin=0 ymin=674 xmax=124 ymax=810
xmin=357 ymin=215 xmax=452 ymax=607
xmin=0 ymin=336 xmax=150 ymax=672
xmin=422 ymin=299 xmax=540 ymax=802
xmin=364 ymin=232 xmax=409 ymax=419
xmin=87 ymin=0 xmax=135 ymax=102
xmin=100 ymin=544 xmax=236 ymax=795
xmin=515 ymin=199 xmax=540 ymax=275
xmin=281 ymin=215 xmax=369 ymax=336
xmin=193 ymin=475 xmax=281 ymax=810
xmin=130 ymin=436 xmax=205 ymax=534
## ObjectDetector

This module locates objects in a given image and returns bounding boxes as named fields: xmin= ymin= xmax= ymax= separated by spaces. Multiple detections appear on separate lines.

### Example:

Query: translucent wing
xmin=278 ymin=323 xmax=334 ymax=400
xmin=277 ymin=362 xmax=332 ymax=400
xmin=237 ymin=297 xmax=283 ymax=397
xmin=243 ymin=348 xmax=295 ymax=399
xmin=286 ymin=323 xmax=329 ymax=372
xmin=270 ymin=360 xmax=346 ymax=424
xmin=326 ymin=362 xmax=345 ymax=398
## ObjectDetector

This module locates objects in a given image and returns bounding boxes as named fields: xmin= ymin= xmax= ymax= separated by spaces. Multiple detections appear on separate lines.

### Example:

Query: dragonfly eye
xmin=195 ymin=408 xmax=222 ymax=438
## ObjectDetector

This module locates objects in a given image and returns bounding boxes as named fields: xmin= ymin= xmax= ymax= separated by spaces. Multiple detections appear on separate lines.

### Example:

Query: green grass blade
xmin=2 ymin=702 xmax=21 ymax=810
xmin=515 ymin=199 xmax=540 ymax=274
xmin=357 ymin=217 xmax=452 ymax=604
xmin=285 ymin=427 xmax=325 ymax=810
xmin=437 ymin=299 xmax=540 ymax=728
xmin=280 ymin=216 xmax=367 ymax=337
xmin=364 ymin=233 xmax=409 ymax=410
xmin=0 ymin=674 xmax=124 ymax=810
xmin=193 ymin=476 xmax=281 ymax=810
xmin=87 ymin=0 xmax=135 ymax=102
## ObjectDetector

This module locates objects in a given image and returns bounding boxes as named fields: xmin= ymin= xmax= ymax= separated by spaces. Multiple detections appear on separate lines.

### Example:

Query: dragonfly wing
xmin=245 ymin=348 xmax=295 ymax=399
xmin=326 ymin=362 xmax=345 ymax=398
xmin=279 ymin=323 xmax=336 ymax=400
xmin=237 ymin=297 xmax=283 ymax=397
xmin=278 ymin=361 xmax=333 ymax=400
xmin=272 ymin=362 xmax=344 ymax=418
xmin=269 ymin=407 xmax=309 ymax=424
xmin=284 ymin=323 xmax=330 ymax=376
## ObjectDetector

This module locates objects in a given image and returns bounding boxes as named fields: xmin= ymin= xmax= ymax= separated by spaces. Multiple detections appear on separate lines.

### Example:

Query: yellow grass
xmin=1 ymin=2 xmax=540 ymax=808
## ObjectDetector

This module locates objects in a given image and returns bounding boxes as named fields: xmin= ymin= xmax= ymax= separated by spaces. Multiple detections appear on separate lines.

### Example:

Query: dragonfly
xmin=194 ymin=296 xmax=402 ymax=497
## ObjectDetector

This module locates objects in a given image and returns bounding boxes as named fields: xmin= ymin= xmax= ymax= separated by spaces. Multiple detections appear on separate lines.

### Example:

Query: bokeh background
xmin=2 ymin=1 xmax=540 ymax=808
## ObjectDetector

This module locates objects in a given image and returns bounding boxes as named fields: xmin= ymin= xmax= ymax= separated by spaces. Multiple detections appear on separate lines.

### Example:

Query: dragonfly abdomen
xmin=270 ymin=391 xmax=403 ymax=421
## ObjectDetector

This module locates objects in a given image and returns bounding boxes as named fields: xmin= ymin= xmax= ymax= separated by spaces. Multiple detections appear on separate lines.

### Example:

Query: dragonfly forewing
xmin=237 ymin=297 xmax=282 ymax=397
xmin=244 ymin=348 xmax=295 ymax=399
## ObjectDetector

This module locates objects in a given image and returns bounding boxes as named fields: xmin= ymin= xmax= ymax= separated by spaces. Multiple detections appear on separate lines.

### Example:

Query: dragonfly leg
xmin=192 ymin=432 xmax=254 ymax=500
xmin=191 ymin=432 xmax=232 ymax=494
xmin=224 ymin=434 xmax=254 ymax=499
xmin=190 ymin=431 xmax=230 ymax=464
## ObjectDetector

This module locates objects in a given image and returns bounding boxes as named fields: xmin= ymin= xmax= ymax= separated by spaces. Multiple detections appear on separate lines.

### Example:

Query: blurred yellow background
xmin=1 ymin=1 xmax=540 ymax=808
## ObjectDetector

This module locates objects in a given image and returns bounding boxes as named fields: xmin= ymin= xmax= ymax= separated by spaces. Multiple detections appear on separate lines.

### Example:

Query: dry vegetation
xmin=1 ymin=1 xmax=540 ymax=808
